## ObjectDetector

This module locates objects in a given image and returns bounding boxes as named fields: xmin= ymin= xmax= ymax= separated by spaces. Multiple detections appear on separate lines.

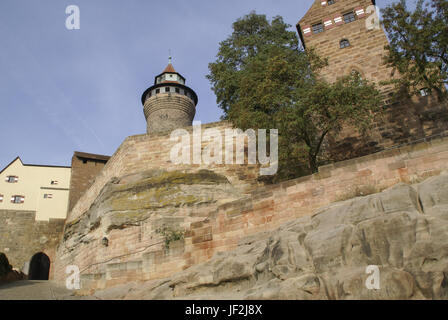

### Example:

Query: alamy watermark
xmin=169 ymin=121 xmax=278 ymax=176
xmin=66 ymin=265 xmax=81 ymax=290
xmin=365 ymin=5 xmax=381 ymax=31
xmin=365 ymin=265 xmax=380 ymax=290
xmin=65 ymin=5 xmax=80 ymax=30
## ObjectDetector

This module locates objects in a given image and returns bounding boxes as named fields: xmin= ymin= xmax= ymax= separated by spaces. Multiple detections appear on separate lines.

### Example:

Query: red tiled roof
xmin=163 ymin=63 xmax=176 ymax=73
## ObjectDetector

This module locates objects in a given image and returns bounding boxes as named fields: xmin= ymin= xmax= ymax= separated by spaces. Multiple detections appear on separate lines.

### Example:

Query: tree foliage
xmin=381 ymin=0 xmax=448 ymax=99
xmin=207 ymin=12 xmax=382 ymax=181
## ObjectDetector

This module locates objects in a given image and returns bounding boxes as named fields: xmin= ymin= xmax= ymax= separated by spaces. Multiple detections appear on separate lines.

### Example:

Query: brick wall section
xmin=144 ymin=93 xmax=196 ymax=134
xmin=0 ymin=210 xmax=65 ymax=279
xmin=68 ymin=153 xmax=109 ymax=212
xmin=327 ymin=96 xmax=448 ymax=161
xmin=54 ymin=134 xmax=448 ymax=289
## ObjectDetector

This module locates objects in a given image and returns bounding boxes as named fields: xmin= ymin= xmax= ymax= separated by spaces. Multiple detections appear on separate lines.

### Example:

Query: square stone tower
xmin=296 ymin=0 xmax=448 ymax=161
xmin=297 ymin=0 xmax=394 ymax=93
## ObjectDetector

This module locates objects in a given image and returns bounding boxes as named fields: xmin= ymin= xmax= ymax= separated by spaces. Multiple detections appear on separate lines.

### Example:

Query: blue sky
xmin=0 ymin=0 xmax=400 ymax=168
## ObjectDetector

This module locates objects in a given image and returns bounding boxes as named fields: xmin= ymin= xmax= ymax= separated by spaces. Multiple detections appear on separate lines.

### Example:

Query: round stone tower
xmin=141 ymin=58 xmax=198 ymax=134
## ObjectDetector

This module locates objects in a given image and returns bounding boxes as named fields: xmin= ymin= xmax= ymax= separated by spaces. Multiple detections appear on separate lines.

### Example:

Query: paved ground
xmin=0 ymin=280 xmax=96 ymax=300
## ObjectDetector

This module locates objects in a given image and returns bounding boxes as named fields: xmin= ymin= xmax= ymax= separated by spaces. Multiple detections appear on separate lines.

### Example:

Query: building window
xmin=175 ymin=88 xmax=180 ymax=93
xmin=343 ymin=11 xmax=356 ymax=24
xmin=5 ymin=176 xmax=18 ymax=183
xmin=11 ymin=195 xmax=24 ymax=204
xmin=327 ymin=0 xmax=335 ymax=4
xmin=44 ymin=194 xmax=53 ymax=199
xmin=340 ymin=39 xmax=350 ymax=48
xmin=165 ymin=87 xmax=170 ymax=93
xmin=51 ymin=180 xmax=58 ymax=185
xmin=156 ymin=89 xmax=160 ymax=94
xmin=0 ymin=194 xmax=3 ymax=203
xmin=420 ymin=88 xmax=431 ymax=96
xmin=312 ymin=22 xmax=324 ymax=34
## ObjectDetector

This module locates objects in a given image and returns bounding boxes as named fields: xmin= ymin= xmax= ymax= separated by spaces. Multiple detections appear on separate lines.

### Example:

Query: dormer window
xmin=343 ymin=11 xmax=356 ymax=24
xmin=312 ymin=22 xmax=324 ymax=34
xmin=6 ymin=176 xmax=18 ymax=183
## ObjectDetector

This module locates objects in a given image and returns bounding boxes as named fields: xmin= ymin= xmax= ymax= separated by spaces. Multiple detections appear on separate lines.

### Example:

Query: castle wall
xmin=0 ymin=209 xmax=65 ymax=278
xmin=328 ymin=95 xmax=448 ymax=161
xmin=55 ymin=132 xmax=448 ymax=290
xmin=66 ymin=121 xmax=262 ymax=225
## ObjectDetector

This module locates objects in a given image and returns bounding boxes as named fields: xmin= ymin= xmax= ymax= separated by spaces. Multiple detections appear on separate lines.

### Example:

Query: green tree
xmin=207 ymin=12 xmax=382 ymax=181
xmin=381 ymin=0 xmax=448 ymax=99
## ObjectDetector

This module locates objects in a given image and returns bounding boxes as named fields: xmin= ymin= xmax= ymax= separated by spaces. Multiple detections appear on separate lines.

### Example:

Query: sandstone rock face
xmin=63 ymin=169 xmax=240 ymax=248
xmin=94 ymin=174 xmax=448 ymax=300
xmin=55 ymin=169 xmax=244 ymax=285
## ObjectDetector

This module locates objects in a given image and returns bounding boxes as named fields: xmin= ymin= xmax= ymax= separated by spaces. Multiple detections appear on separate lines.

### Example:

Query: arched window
xmin=340 ymin=39 xmax=350 ymax=48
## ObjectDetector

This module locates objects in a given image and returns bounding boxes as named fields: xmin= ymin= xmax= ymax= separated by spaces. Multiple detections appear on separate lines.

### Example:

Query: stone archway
xmin=28 ymin=252 xmax=50 ymax=280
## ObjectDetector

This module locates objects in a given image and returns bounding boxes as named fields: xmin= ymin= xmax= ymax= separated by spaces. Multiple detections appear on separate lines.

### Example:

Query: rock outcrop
xmin=93 ymin=173 xmax=448 ymax=300
xmin=62 ymin=169 xmax=240 ymax=251
xmin=0 ymin=253 xmax=26 ymax=286
xmin=0 ymin=253 xmax=12 ymax=278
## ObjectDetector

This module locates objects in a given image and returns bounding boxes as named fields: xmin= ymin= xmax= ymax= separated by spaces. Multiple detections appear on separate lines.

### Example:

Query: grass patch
xmin=156 ymin=226 xmax=185 ymax=249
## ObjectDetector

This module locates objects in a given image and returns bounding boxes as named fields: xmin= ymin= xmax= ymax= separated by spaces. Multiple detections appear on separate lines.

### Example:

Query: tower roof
xmin=163 ymin=63 xmax=176 ymax=74
xmin=141 ymin=56 xmax=197 ymax=105
xmin=154 ymin=57 xmax=186 ymax=85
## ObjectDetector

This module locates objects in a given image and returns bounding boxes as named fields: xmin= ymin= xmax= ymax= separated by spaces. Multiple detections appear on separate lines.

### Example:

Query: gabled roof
xmin=0 ymin=157 xmax=22 ymax=175
xmin=0 ymin=156 xmax=71 ymax=175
